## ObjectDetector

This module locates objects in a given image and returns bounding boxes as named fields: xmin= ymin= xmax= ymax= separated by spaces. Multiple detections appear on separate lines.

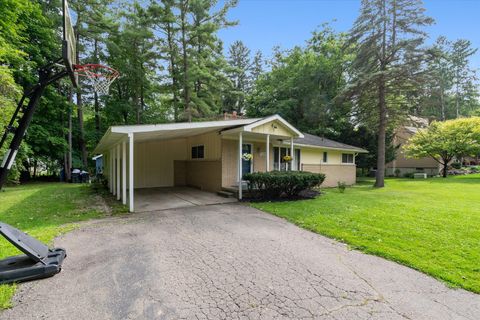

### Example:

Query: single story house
xmin=386 ymin=116 xmax=440 ymax=177
xmin=94 ymin=115 xmax=367 ymax=212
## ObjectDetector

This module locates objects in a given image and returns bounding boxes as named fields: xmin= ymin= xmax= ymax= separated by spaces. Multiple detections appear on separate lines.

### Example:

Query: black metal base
xmin=0 ymin=248 xmax=66 ymax=285
xmin=0 ymin=222 xmax=67 ymax=284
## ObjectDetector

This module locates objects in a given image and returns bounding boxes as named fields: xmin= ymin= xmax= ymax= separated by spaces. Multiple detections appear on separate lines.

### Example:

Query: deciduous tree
xmin=404 ymin=117 xmax=480 ymax=177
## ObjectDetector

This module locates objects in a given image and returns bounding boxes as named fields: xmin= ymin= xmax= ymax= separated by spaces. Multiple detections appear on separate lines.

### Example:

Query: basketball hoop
xmin=74 ymin=64 xmax=119 ymax=95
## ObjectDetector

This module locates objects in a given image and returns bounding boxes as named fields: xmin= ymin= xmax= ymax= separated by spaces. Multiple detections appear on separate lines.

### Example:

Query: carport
xmin=93 ymin=119 xmax=256 ymax=212
xmin=135 ymin=187 xmax=237 ymax=212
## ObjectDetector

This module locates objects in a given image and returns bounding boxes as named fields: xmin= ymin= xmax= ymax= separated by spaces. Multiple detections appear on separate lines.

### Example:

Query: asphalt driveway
xmin=1 ymin=204 xmax=479 ymax=320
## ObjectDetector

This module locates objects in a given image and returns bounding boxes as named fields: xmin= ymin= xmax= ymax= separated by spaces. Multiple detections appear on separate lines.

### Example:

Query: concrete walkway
xmin=1 ymin=204 xmax=479 ymax=320
xmin=135 ymin=187 xmax=237 ymax=212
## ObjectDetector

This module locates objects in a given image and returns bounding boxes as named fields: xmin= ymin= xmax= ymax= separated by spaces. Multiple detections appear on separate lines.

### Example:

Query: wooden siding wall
xmin=222 ymin=139 xmax=238 ymax=188
xmin=222 ymin=138 xmax=275 ymax=188
xmin=186 ymin=131 xmax=222 ymax=160
xmin=251 ymin=120 xmax=292 ymax=136
xmin=133 ymin=131 xmax=222 ymax=189
xmin=187 ymin=161 xmax=222 ymax=192
xmin=134 ymin=138 xmax=187 ymax=188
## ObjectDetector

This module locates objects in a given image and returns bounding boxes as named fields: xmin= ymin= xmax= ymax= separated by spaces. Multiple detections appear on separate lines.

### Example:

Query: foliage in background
xmin=248 ymin=26 xmax=352 ymax=138
xmin=420 ymin=37 xmax=479 ymax=120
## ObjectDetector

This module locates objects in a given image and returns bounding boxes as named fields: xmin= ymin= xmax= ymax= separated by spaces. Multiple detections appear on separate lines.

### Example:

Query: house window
xmin=342 ymin=153 xmax=354 ymax=164
xmin=191 ymin=145 xmax=204 ymax=159
xmin=295 ymin=149 xmax=301 ymax=171
xmin=273 ymin=147 xmax=292 ymax=171
xmin=323 ymin=152 xmax=328 ymax=163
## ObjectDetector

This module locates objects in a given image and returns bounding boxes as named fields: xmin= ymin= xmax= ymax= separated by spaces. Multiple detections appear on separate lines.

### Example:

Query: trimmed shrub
xmin=403 ymin=172 xmax=414 ymax=178
xmin=451 ymin=162 xmax=462 ymax=169
xmin=243 ymin=171 xmax=325 ymax=200
xmin=337 ymin=181 xmax=347 ymax=193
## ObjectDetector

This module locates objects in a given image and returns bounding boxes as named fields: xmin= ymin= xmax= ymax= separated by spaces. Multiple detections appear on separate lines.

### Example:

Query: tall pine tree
xmin=347 ymin=0 xmax=433 ymax=187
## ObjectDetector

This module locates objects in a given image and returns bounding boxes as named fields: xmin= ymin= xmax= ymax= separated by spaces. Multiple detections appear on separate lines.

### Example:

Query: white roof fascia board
xmin=292 ymin=142 xmax=368 ymax=153
xmin=221 ymin=115 xmax=304 ymax=138
xmin=242 ymin=114 xmax=304 ymax=138
xmin=110 ymin=118 xmax=259 ymax=134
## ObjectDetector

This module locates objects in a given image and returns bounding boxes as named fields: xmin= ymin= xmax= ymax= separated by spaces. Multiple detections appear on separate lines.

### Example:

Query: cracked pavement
xmin=1 ymin=203 xmax=479 ymax=319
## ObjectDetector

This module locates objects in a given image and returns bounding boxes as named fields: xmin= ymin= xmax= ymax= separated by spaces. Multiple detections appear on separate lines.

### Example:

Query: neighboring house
xmin=386 ymin=116 xmax=440 ymax=177
xmin=94 ymin=115 xmax=367 ymax=212
xmin=92 ymin=155 xmax=103 ymax=175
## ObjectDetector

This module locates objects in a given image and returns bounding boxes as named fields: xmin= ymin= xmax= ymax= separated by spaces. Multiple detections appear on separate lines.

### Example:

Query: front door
xmin=242 ymin=144 xmax=252 ymax=174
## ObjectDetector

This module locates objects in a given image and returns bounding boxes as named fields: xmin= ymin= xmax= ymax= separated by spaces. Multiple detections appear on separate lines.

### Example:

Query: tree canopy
xmin=0 ymin=0 xmax=479 ymax=183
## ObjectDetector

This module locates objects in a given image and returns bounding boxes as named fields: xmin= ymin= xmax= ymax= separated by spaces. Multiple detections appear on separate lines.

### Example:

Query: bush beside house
xmin=243 ymin=171 xmax=325 ymax=200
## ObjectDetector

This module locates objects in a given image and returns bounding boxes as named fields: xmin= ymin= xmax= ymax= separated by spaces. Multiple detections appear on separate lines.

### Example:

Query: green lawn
xmin=0 ymin=183 xmax=125 ymax=309
xmin=252 ymin=175 xmax=480 ymax=293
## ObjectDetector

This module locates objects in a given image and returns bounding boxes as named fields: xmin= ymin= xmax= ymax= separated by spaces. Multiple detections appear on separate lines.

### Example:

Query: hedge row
xmin=243 ymin=171 xmax=325 ymax=200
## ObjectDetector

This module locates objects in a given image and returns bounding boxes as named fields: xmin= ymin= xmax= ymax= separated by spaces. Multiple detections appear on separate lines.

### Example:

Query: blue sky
xmin=218 ymin=0 xmax=480 ymax=69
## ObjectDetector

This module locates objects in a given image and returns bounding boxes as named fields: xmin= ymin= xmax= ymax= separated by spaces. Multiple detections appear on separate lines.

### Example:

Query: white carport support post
xmin=112 ymin=148 xmax=116 ymax=196
xmin=109 ymin=149 xmax=113 ymax=193
xmin=108 ymin=151 xmax=111 ymax=192
xmin=266 ymin=134 xmax=270 ymax=172
xmin=116 ymin=144 xmax=121 ymax=200
xmin=290 ymin=137 xmax=294 ymax=171
xmin=128 ymin=133 xmax=134 ymax=212
xmin=122 ymin=140 xmax=127 ymax=205
xmin=238 ymin=132 xmax=243 ymax=200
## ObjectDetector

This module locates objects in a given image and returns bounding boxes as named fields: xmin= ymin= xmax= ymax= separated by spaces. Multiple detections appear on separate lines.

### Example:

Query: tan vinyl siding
xmin=133 ymin=131 xmax=222 ymax=189
xmin=251 ymin=120 xmax=293 ymax=137
xmin=186 ymin=131 xmax=222 ymax=160
xmin=134 ymin=138 xmax=187 ymax=188
xmin=221 ymin=139 xmax=275 ymax=188
xmin=184 ymin=161 xmax=222 ymax=192
xmin=301 ymin=148 xmax=347 ymax=165
xmin=222 ymin=139 xmax=238 ymax=188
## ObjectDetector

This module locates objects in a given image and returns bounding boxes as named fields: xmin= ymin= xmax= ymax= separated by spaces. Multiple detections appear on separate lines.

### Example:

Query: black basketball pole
xmin=0 ymin=64 xmax=68 ymax=190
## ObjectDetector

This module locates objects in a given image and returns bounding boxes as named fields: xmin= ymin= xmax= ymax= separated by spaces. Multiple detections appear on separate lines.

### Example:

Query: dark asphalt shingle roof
xmin=294 ymin=133 xmax=368 ymax=153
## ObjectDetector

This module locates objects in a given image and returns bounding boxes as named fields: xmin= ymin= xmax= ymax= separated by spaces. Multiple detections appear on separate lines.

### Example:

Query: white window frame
xmin=342 ymin=153 xmax=354 ymax=164
xmin=191 ymin=145 xmax=205 ymax=160
xmin=322 ymin=151 xmax=328 ymax=163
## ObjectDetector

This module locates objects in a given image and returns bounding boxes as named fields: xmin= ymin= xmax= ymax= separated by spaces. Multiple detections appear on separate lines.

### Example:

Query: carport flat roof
xmin=94 ymin=118 xmax=260 ymax=153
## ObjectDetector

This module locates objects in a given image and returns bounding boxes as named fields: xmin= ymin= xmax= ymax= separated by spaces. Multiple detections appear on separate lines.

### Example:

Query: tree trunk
xmin=94 ymin=39 xmax=101 ymax=141
xmin=455 ymin=93 xmax=460 ymax=119
xmin=77 ymin=88 xmax=88 ymax=168
xmin=166 ymin=22 xmax=179 ymax=121
xmin=94 ymin=91 xmax=100 ymax=139
xmin=67 ymin=92 xmax=72 ymax=181
xmin=74 ymin=22 xmax=88 ymax=169
xmin=442 ymin=161 xmax=448 ymax=178
xmin=375 ymin=80 xmax=387 ymax=188
xmin=375 ymin=0 xmax=388 ymax=188
xmin=440 ymin=84 xmax=445 ymax=121
xmin=33 ymin=159 xmax=37 ymax=178
xmin=180 ymin=1 xmax=191 ymax=122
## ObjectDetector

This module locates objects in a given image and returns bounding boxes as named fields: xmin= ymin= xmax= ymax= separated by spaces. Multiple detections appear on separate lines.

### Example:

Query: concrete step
xmin=217 ymin=190 xmax=235 ymax=198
